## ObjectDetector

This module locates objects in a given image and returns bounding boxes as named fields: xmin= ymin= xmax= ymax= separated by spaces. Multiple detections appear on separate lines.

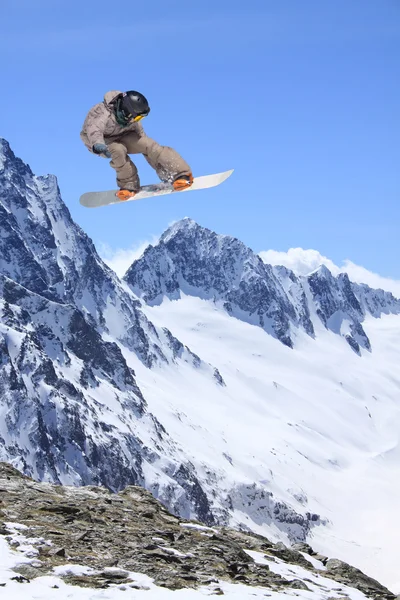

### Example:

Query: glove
xmin=93 ymin=143 xmax=111 ymax=158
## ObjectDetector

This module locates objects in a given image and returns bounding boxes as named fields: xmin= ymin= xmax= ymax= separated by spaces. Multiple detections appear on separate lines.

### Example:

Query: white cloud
xmin=98 ymin=237 xmax=158 ymax=277
xmin=260 ymin=248 xmax=340 ymax=277
xmin=260 ymin=248 xmax=400 ymax=298
xmin=98 ymin=236 xmax=400 ymax=298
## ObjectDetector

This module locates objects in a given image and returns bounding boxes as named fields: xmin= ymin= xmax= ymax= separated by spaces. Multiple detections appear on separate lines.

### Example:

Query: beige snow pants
xmin=106 ymin=132 xmax=191 ymax=190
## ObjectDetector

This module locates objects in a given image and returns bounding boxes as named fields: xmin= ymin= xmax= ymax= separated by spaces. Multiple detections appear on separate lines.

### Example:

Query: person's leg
xmin=107 ymin=140 xmax=140 ymax=191
xmin=123 ymin=133 xmax=192 ymax=184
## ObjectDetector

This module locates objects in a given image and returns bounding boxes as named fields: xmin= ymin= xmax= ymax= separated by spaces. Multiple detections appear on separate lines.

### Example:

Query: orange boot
xmin=173 ymin=173 xmax=193 ymax=191
xmin=115 ymin=187 xmax=137 ymax=201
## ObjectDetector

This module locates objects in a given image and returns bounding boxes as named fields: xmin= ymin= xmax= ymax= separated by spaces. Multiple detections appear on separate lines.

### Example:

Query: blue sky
xmin=2 ymin=0 xmax=400 ymax=278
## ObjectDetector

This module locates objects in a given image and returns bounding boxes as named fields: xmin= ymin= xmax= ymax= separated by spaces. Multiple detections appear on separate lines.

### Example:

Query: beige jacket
xmin=80 ymin=91 xmax=144 ymax=151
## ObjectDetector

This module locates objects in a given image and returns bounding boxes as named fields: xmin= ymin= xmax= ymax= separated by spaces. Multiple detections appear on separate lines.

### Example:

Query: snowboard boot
xmin=173 ymin=173 xmax=193 ymax=191
xmin=115 ymin=183 xmax=138 ymax=201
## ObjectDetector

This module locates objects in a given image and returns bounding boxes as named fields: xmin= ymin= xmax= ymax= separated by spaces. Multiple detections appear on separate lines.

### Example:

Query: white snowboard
xmin=80 ymin=169 xmax=234 ymax=208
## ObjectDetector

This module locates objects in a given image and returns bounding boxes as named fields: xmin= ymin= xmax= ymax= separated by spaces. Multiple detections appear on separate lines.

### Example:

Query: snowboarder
xmin=80 ymin=90 xmax=193 ymax=200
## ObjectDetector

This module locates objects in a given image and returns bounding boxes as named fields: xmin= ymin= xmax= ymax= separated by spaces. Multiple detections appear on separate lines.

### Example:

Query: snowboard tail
xmin=79 ymin=169 xmax=234 ymax=208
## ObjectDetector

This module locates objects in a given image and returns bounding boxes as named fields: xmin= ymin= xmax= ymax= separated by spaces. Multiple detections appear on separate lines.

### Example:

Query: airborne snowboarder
xmin=80 ymin=90 xmax=193 ymax=200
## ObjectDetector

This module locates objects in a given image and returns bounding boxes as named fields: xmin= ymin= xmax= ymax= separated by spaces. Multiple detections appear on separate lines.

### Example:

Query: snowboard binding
xmin=115 ymin=189 xmax=136 ymax=201
xmin=173 ymin=173 xmax=194 ymax=191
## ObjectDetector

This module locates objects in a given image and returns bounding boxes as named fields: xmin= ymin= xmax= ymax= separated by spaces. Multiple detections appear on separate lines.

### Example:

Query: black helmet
xmin=116 ymin=91 xmax=150 ymax=124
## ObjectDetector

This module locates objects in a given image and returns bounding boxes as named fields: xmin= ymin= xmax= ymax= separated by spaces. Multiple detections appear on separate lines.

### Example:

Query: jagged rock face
xmin=125 ymin=218 xmax=400 ymax=352
xmin=124 ymin=219 xmax=315 ymax=348
xmin=0 ymin=463 xmax=396 ymax=599
xmin=306 ymin=268 xmax=400 ymax=352
xmin=0 ymin=271 xmax=160 ymax=491
xmin=0 ymin=139 xmax=170 ymax=367
xmin=306 ymin=268 xmax=371 ymax=353
xmin=224 ymin=483 xmax=321 ymax=543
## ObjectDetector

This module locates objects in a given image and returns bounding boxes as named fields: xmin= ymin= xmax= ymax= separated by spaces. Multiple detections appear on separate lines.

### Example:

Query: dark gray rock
xmin=325 ymin=558 xmax=396 ymax=599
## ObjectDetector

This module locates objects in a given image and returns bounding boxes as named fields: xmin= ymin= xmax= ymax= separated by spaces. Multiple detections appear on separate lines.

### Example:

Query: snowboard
xmin=79 ymin=169 xmax=234 ymax=208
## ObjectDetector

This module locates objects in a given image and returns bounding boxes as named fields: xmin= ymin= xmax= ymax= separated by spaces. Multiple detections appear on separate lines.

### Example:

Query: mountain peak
xmin=310 ymin=264 xmax=334 ymax=279
xmin=160 ymin=217 xmax=205 ymax=243
xmin=0 ymin=137 xmax=11 ymax=156
xmin=0 ymin=137 xmax=33 ymax=178
xmin=125 ymin=219 xmax=309 ymax=347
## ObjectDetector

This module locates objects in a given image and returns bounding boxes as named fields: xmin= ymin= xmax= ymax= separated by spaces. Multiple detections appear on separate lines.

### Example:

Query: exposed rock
xmin=325 ymin=559 xmax=395 ymax=600
xmin=0 ymin=462 xmax=396 ymax=598
xmin=268 ymin=541 xmax=314 ymax=567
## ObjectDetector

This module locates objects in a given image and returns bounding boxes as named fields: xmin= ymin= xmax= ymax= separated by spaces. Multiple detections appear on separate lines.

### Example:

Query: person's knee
xmin=108 ymin=143 xmax=127 ymax=168
xmin=145 ymin=139 xmax=164 ymax=162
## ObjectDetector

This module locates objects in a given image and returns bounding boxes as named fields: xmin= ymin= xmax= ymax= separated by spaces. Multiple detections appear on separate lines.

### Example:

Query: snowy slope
xmin=0 ymin=535 xmax=373 ymax=600
xmin=124 ymin=220 xmax=400 ymax=592
xmin=130 ymin=295 xmax=400 ymax=592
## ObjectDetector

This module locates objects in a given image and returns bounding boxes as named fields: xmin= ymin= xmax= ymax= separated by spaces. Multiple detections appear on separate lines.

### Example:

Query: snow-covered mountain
xmin=124 ymin=222 xmax=400 ymax=591
xmin=1 ymin=139 xmax=399 ymax=593
xmin=125 ymin=218 xmax=400 ymax=353
xmin=0 ymin=138 xmax=227 ymax=518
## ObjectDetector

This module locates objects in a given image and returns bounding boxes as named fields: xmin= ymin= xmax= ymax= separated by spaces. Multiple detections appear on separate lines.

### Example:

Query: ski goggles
xmin=126 ymin=112 xmax=148 ymax=123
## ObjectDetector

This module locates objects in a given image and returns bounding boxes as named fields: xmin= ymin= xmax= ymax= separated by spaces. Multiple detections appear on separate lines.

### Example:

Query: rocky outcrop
xmin=0 ymin=463 xmax=396 ymax=598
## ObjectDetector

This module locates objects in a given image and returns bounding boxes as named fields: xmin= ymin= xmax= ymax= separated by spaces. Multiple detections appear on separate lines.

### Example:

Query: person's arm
xmin=85 ymin=104 xmax=109 ymax=148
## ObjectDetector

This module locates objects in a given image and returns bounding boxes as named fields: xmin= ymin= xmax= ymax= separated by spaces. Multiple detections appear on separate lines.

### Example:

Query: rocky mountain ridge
xmin=125 ymin=218 xmax=400 ymax=353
